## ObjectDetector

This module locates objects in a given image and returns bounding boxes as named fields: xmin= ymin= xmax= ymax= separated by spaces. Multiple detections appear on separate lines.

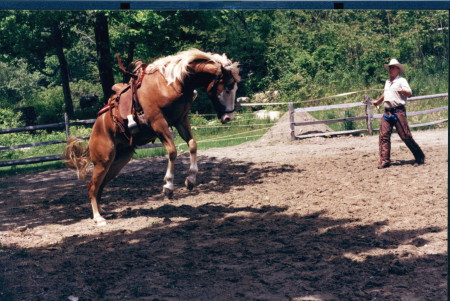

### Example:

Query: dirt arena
xmin=0 ymin=127 xmax=447 ymax=300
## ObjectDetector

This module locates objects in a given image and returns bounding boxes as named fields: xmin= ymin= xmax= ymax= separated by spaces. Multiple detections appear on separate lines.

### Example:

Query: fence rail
xmin=1 ymin=92 xmax=447 ymax=167
xmin=289 ymin=93 xmax=448 ymax=140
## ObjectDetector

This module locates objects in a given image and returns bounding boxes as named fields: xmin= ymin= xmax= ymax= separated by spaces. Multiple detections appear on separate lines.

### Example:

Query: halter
xmin=223 ymin=107 xmax=236 ymax=114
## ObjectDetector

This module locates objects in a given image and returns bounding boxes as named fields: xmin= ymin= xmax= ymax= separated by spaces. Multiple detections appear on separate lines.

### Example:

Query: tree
xmin=94 ymin=11 xmax=114 ymax=102
xmin=52 ymin=23 xmax=74 ymax=116
xmin=0 ymin=11 xmax=86 ymax=116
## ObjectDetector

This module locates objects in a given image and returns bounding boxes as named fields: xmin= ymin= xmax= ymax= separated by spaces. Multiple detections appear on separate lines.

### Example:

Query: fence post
xmin=364 ymin=95 xmax=373 ymax=135
xmin=288 ymin=102 xmax=295 ymax=140
xmin=64 ymin=112 xmax=70 ymax=140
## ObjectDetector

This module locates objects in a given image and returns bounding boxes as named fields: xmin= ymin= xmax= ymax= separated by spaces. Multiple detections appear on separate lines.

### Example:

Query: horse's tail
xmin=64 ymin=137 xmax=91 ymax=180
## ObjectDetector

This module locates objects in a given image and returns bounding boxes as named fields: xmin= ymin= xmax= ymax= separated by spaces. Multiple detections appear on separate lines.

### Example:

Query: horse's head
xmin=147 ymin=49 xmax=240 ymax=124
xmin=206 ymin=63 xmax=240 ymax=124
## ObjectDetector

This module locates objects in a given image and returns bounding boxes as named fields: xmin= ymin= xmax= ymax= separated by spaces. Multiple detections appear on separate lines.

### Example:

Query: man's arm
xmin=373 ymin=94 xmax=384 ymax=106
xmin=399 ymin=78 xmax=412 ymax=97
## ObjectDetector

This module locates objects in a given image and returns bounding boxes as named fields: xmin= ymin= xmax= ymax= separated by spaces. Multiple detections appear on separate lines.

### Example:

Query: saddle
xmin=98 ymin=57 xmax=148 ymax=141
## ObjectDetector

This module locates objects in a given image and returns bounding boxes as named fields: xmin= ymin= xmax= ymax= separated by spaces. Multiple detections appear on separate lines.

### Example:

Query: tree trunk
xmin=52 ymin=24 xmax=74 ymax=117
xmin=94 ymin=12 xmax=115 ymax=102
xmin=122 ymin=40 xmax=136 ymax=83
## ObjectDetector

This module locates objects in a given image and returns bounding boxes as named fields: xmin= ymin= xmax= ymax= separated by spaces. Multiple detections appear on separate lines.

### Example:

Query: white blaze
xmin=218 ymin=83 xmax=238 ymax=123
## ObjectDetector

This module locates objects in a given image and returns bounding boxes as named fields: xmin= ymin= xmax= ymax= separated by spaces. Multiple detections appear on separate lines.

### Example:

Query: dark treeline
xmin=0 ymin=10 xmax=447 ymax=126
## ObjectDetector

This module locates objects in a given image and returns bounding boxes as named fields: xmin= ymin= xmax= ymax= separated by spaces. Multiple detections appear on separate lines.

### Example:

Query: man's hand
xmin=372 ymin=95 xmax=384 ymax=107
xmin=372 ymin=99 xmax=382 ymax=106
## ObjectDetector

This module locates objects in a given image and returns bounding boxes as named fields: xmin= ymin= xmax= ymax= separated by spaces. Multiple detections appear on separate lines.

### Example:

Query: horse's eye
xmin=225 ymin=83 xmax=235 ymax=91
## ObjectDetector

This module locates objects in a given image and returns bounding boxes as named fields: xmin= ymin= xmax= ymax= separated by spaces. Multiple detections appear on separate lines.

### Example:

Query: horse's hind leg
xmin=184 ymin=138 xmax=197 ymax=190
xmin=90 ymin=147 xmax=134 ymax=225
xmin=99 ymin=147 xmax=135 ymax=196
xmin=89 ymin=158 xmax=114 ymax=225
xmin=88 ymin=136 xmax=116 ymax=225
xmin=162 ymin=140 xmax=177 ymax=199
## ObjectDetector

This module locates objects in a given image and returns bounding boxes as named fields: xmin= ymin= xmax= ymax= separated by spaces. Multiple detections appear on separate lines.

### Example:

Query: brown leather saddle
xmin=98 ymin=57 xmax=148 ymax=139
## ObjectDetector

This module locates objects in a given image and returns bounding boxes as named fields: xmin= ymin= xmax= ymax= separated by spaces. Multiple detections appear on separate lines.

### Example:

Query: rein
xmin=115 ymin=54 xmax=146 ymax=112
xmin=116 ymin=54 xmax=138 ymax=80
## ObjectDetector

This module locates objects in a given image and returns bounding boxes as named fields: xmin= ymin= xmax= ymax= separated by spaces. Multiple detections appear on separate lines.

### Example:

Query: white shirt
xmin=383 ymin=75 xmax=412 ymax=109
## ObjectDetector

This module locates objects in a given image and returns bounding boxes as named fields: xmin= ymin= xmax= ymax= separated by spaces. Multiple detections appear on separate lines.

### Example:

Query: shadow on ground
xmin=0 ymin=204 xmax=446 ymax=300
xmin=0 ymin=154 xmax=301 ymax=230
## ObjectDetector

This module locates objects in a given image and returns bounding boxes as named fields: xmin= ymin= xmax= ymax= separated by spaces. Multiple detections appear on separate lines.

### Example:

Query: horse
xmin=64 ymin=49 xmax=240 ymax=225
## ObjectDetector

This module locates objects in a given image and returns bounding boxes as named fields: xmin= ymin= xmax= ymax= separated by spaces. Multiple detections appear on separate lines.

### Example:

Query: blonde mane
xmin=145 ymin=48 xmax=240 ymax=85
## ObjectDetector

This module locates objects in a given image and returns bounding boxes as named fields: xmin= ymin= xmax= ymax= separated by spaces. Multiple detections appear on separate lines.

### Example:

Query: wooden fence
xmin=0 ymin=92 xmax=447 ymax=167
xmin=0 ymin=115 xmax=163 ymax=167
xmin=289 ymin=93 xmax=448 ymax=140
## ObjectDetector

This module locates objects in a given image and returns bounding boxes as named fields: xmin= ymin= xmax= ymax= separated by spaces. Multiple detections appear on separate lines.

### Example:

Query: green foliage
xmin=189 ymin=113 xmax=210 ymax=126
xmin=0 ymin=60 xmax=45 ymax=108
xmin=0 ymin=107 xmax=27 ymax=160
xmin=0 ymin=10 xmax=448 ymax=118
xmin=70 ymin=80 xmax=104 ymax=119
xmin=266 ymin=10 xmax=448 ymax=100
xmin=343 ymin=110 xmax=355 ymax=131
xmin=0 ymin=107 xmax=23 ymax=129
xmin=24 ymin=86 xmax=65 ymax=124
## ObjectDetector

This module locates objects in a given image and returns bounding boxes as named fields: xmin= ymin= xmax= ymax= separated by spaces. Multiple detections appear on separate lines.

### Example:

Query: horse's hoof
xmin=94 ymin=216 xmax=107 ymax=226
xmin=185 ymin=178 xmax=195 ymax=191
xmin=163 ymin=187 xmax=174 ymax=199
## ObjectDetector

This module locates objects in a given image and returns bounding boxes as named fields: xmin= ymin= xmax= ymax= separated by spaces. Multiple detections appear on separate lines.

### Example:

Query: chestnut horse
xmin=65 ymin=49 xmax=240 ymax=225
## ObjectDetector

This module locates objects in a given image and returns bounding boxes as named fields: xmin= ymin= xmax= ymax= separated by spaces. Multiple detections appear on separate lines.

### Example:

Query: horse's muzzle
xmin=221 ymin=113 xmax=233 ymax=124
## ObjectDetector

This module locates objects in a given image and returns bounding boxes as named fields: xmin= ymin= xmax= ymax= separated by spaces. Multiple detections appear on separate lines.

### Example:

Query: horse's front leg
xmin=175 ymin=121 xmax=197 ymax=190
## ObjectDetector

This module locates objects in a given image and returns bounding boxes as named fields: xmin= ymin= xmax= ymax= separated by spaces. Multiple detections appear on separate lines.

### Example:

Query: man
xmin=372 ymin=58 xmax=425 ymax=169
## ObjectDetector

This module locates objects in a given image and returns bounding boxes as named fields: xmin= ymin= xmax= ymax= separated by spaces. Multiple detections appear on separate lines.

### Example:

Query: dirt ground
xmin=0 ymin=126 xmax=447 ymax=301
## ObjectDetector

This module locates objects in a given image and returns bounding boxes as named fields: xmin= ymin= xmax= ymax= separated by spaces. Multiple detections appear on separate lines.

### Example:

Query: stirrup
xmin=127 ymin=114 xmax=139 ymax=135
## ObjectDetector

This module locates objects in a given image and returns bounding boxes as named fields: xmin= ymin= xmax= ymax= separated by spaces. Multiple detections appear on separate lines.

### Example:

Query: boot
xmin=404 ymin=138 xmax=425 ymax=166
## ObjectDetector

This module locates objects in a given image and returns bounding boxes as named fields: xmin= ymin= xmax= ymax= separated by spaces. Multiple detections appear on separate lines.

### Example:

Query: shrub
xmin=23 ymin=86 xmax=65 ymax=124
xmin=0 ymin=107 xmax=27 ymax=160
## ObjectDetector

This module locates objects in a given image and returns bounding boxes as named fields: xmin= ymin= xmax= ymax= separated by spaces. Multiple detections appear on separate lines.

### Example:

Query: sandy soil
xmin=0 ymin=126 xmax=447 ymax=301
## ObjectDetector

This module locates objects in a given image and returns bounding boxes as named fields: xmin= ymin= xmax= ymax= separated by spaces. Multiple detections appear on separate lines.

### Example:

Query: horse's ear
xmin=221 ymin=63 xmax=241 ymax=83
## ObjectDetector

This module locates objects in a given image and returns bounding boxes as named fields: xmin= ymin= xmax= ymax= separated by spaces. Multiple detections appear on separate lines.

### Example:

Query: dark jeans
xmin=379 ymin=106 xmax=425 ymax=165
